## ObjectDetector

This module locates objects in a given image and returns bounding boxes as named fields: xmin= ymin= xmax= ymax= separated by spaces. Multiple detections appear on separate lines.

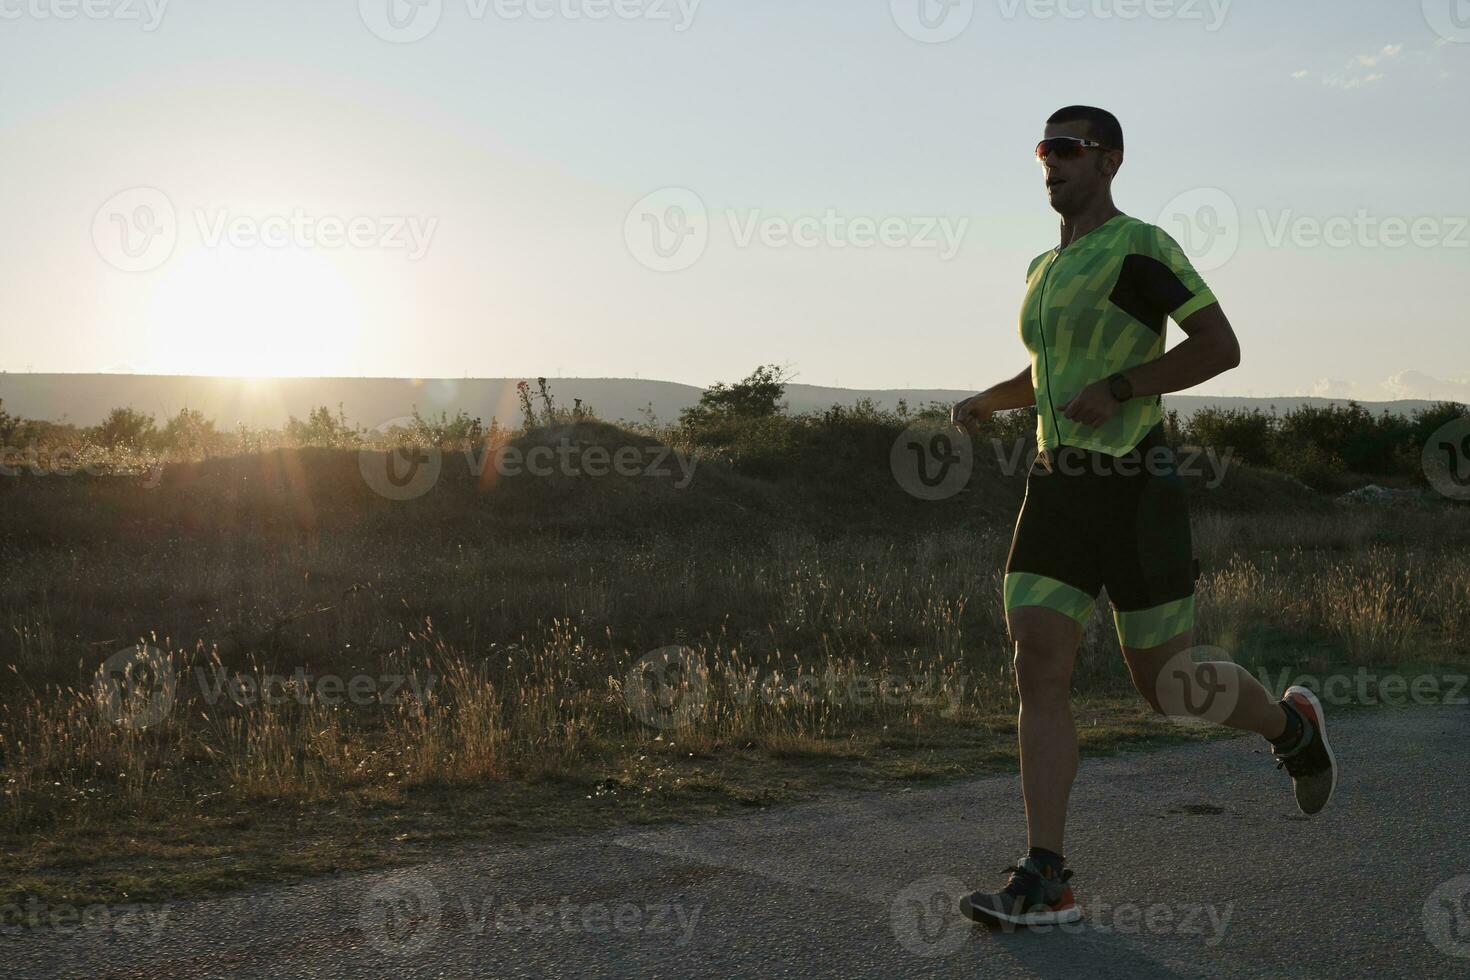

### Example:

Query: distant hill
xmin=0 ymin=373 xmax=1447 ymax=430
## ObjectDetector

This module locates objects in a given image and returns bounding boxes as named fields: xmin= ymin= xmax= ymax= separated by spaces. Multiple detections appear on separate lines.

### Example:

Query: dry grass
xmin=0 ymin=432 xmax=1466 ymax=902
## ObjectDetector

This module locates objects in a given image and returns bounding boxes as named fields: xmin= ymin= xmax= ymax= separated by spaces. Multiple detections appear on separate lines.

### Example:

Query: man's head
xmin=1038 ymin=106 xmax=1124 ymax=215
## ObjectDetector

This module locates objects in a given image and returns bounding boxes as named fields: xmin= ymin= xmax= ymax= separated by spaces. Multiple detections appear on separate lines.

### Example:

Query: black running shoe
xmin=959 ymin=856 xmax=1081 ymax=927
xmin=1272 ymin=685 xmax=1339 ymax=815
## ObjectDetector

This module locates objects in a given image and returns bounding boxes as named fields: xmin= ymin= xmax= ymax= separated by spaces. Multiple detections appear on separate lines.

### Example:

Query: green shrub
xmin=1184 ymin=406 xmax=1275 ymax=464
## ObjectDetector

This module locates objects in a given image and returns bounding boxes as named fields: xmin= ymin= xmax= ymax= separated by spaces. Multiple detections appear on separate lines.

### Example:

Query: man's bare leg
xmin=1121 ymin=629 xmax=1288 ymax=737
xmin=1008 ymin=605 xmax=1085 ymax=854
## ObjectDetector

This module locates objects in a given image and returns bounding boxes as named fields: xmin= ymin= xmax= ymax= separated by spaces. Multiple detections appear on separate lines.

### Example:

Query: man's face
xmin=1039 ymin=120 xmax=1122 ymax=215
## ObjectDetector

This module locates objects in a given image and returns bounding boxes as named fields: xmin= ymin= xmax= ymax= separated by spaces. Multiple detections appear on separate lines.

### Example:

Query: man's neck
xmin=1056 ymin=200 xmax=1123 ymax=250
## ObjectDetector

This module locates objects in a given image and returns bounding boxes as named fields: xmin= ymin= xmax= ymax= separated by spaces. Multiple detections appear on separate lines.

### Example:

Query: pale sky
xmin=1 ymin=0 xmax=1467 ymax=401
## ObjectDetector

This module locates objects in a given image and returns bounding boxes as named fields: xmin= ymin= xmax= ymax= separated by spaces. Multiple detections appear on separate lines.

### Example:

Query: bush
xmin=160 ymin=408 xmax=219 ymax=454
xmin=679 ymin=365 xmax=791 ymax=433
xmin=286 ymin=405 xmax=360 ymax=447
xmin=0 ymin=398 xmax=17 ymax=445
xmin=407 ymin=408 xmax=500 ymax=447
xmin=94 ymin=407 xmax=157 ymax=450
xmin=1184 ymin=406 xmax=1275 ymax=464
xmin=1410 ymin=401 xmax=1469 ymax=449
xmin=1274 ymin=441 xmax=1347 ymax=492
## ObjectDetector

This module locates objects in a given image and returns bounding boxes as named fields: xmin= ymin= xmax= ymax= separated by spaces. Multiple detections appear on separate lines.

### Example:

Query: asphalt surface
xmin=8 ymin=705 xmax=1469 ymax=979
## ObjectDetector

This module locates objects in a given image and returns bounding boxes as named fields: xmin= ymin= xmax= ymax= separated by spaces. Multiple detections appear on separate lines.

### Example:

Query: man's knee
xmin=1009 ymin=607 xmax=1080 ymax=701
xmin=1014 ymin=648 xmax=1073 ymax=701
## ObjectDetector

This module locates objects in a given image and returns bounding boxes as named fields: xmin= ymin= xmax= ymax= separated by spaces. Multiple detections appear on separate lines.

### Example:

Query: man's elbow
xmin=1206 ymin=322 xmax=1241 ymax=371
xmin=1219 ymin=333 xmax=1241 ymax=370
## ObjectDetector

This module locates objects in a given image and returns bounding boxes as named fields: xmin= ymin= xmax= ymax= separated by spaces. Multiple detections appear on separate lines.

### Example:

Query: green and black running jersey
xmin=1021 ymin=213 xmax=1216 ymax=457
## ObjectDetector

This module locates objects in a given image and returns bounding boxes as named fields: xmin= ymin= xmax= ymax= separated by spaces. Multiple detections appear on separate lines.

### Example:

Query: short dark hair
xmin=1047 ymin=106 xmax=1123 ymax=152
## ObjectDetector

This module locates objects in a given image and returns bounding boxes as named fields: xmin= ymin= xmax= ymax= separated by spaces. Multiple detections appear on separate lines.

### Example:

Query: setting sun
xmin=146 ymin=246 xmax=363 ymax=377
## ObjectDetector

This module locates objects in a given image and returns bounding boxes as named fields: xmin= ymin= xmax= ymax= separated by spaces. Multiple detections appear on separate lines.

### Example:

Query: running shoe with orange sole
xmin=1273 ymin=685 xmax=1339 ymax=815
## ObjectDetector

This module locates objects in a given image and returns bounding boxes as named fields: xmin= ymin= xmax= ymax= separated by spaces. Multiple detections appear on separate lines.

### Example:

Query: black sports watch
xmin=1107 ymin=372 xmax=1134 ymax=403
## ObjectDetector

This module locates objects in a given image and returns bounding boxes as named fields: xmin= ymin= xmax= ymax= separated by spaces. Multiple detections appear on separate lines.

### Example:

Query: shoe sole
xmin=960 ymin=897 xmax=1082 ymax=928
xmin=1284 ymin=684 xmax=1338 ymax=814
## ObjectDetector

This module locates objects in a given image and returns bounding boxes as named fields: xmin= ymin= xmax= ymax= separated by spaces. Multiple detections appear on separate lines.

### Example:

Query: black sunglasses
xmin=1034 ymin=137 xmax=1116 ymax=161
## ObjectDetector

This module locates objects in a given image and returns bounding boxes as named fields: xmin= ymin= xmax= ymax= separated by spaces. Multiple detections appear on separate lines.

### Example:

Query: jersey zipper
xmin=1036 ymin=245 xmax=1064 ymax=450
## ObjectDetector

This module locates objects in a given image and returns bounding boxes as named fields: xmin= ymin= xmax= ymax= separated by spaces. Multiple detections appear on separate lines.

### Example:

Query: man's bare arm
xmin=1118 ymin=302 xmax=1241 ymax=398
xmin=951 ymin=366 xmax=1034 ymax=432
xmin=1059 ymin=302 xmax=1241 ymax=427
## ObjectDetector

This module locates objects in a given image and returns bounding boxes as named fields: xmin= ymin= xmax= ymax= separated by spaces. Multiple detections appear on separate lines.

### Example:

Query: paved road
xmin=8 ymin=705 xmax=1469 ymax=979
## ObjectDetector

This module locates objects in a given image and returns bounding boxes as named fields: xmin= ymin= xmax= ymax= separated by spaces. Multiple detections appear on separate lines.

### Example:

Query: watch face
xmin=1110 ymin=375 xmax=1132 ymax=401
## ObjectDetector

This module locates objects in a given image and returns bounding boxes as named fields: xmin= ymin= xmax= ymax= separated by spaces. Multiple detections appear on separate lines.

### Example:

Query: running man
xmin=949 ymin=106 xmax=1340 ymax=929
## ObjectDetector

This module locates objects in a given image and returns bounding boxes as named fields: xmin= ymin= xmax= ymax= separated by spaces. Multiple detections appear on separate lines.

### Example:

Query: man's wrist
xmin=1106 ymin=372 xmax=1134 ymax=402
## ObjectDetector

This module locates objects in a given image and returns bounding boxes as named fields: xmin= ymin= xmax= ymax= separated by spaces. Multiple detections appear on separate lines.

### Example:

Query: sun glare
xmin=147 ymin=247 xmax=364 ymax=377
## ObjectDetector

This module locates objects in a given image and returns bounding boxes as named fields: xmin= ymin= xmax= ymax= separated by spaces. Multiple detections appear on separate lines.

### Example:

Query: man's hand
xmin=1059 ymin=380 xmax=1121 ymax=428
xmin=950 ymin=392 xmax=995 ymax=434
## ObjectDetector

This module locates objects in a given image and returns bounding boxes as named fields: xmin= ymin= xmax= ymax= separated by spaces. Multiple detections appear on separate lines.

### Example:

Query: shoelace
xmin=1272 ymin=724 xmax=1324 ymax=776
xmin=999 ymin=865 xmax=1035 ymax=895
xmin=999 ymin=863 xmax=1073 ymax=895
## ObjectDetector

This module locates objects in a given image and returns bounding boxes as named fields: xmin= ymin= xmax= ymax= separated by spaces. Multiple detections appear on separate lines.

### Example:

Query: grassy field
xmin=2 ymin=417 xmax=1467 ymax=908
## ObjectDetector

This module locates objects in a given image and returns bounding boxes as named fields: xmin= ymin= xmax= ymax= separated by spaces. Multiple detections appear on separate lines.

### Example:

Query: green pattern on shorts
xmin=1113 ymin=594 xmax=1195 ymax=649
xmin=1004 ymin=571 xmax=1097 ymax=626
